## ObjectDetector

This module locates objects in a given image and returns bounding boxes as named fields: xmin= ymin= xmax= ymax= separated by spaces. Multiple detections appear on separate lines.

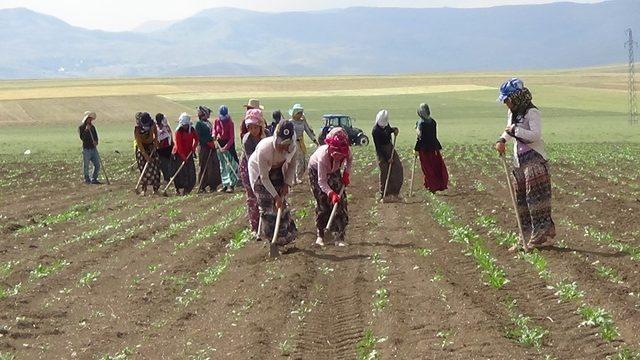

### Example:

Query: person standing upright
xmin=289 ymin=103 xmax=318 ymax=184
xmin=195 ymin=106 xmax=222 ymax=193
xmin=414 ymin=103 xmax=449 ymax=193
xmin=495 ymin=78 xmax=555 ymax=251
xmin=78 ymin=111 xmax=101 ymax=184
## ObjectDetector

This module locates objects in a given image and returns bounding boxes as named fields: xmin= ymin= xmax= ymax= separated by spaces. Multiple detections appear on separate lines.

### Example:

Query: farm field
xmin=1 ymin=68 xmax=640 ymax=359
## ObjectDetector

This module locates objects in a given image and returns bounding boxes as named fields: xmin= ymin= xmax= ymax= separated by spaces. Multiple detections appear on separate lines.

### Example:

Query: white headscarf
xmin=82 ymin=111 xmax=96 ymax=125
xmin=376 ymin=110 xmax=389 ymax=128
xmin=177 ymin=112 xmax=192 ymax=132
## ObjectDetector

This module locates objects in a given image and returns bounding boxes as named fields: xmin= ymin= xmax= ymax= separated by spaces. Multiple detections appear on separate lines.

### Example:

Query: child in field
xmin=308 ymin=127 xmax=352 ymax=247
xmin=495 ymin=78 xmax=555 ymax=251
xmin=414 ymin=103 xmax=449 ymax=193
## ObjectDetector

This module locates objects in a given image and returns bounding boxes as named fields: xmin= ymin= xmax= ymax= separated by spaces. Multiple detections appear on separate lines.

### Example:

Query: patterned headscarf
xmin=324 ymin=127 xmax=350 ymax=159
xmin=135 ymin=112 xmax=143 ymax=127
xmin=244 ymin=109 xmax=264 ymax=127
xmin=508 ymin=88 xmax=536 ymax=124
xmin=417 ymin=103 xmax=431 ymax=121
xmin=197 ymin=106 xmax=211 ymax=120
xmin=139 ymin=112 xmax=153 ymax=131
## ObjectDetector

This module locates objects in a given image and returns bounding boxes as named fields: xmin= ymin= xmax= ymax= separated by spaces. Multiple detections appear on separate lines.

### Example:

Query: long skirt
xmin=135 ymin=144 xmax=161 ymax=192
xmin=512 ymin=150 xmax=556 ymax=245
xmin=240 ymin=157 xmax=259 ymax=232
xmin=158 ymin=146 xmax=173 ymax=182
xmin=378 ymin=143 xmax=404 ymax=197
xmin=198 ymin=146 xmax=222 ymax=192
xmin=294 ymin=139 xmax=308 ymax=182
xmin=219 ymin=150 xmax=239 ymax=188
xmin=172 ymin=154 xmax=196 ymax=194
xmin=309 ymin=167 xmax=348 ymax=241
xmin=418 ymin=150 xmax=449 ymax=193
xmin=254 ymin=168 xmax=297 ymax=246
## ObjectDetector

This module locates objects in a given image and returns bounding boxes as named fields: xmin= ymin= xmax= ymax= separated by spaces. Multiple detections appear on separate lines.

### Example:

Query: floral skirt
xmin=309 ymin=167 xmax=348 ymax=241
xmin=254 ymin=168 xmax=297 ymax=246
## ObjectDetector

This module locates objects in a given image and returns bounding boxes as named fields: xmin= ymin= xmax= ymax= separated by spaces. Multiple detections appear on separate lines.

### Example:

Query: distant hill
xmin=0 ymin=0 xmax=638 ymax=79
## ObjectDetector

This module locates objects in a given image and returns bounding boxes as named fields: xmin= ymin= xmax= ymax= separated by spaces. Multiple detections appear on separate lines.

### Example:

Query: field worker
xmin=134 ymin=112 xmax=161 ymax=195
xmin=195 ymin=106 xmax=222 ymax=193
xmin=155 ymin=113 xmax=174 ymax=183
xmin=78 ymin=111 xmax=101 ymax=184
xmin=308 ymin=127 xmax=352 ymax=247
xmin=495 ymin=78 xmax=556 ymax=251
xmin=289 ymin=103 xmax=319 ymax=184
xmin=240 ymin=98 xmax=265 ymax=139
xmin=372 ymin=109 xmax=403 ymax=202
xmin=414 ymin=103 xmax=449 ymax=193
xmin=268 ymin=110 xmax=282 ymax=136
xmin=240 ymin=109 xmax=267 ymax=238
xmin=214 ymin=105 xmax=239 ymax=192
xmin=248 ymin=120 xmax=298 ymax=253
xmin=172 ymin=113 xmax=199 ymax=195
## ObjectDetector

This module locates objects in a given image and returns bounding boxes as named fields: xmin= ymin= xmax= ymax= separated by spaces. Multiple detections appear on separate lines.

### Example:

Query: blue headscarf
xmin=497 ymin=78 xmax=524 ymax=103
xmin=219 ymin=105 xmax=230 ymax=122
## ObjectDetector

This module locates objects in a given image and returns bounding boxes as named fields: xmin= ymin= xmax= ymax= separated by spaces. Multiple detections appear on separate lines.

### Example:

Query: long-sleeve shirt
xmin=500 ymin=108 xmax=547 ymax=167
xmin=372 ymin=124 xmax=396 ymax=162
xmin=173 ymin=127 xmax=199 ymax=161
xmin=79 ymin=123 xmax=98 ymax=149
xmin=195 ymin=120 xmax=214 ymax=148
xmin=308 ymin=145 xmax=353 ymax=195
xmin=292 ymin=118 xmax=317 ymax=143
xmin=248 ymin=137 xmax=297 ymax=198
xmin=414 ymin=118 xmax=442 ymax=152
xmin=134 ymin=126 xmax=158 ymax=156
xmin=213 ymin=117 xmax=235 ymax=151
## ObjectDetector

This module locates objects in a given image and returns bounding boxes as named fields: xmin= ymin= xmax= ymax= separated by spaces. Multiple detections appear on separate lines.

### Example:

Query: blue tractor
xmin=318 ymin=114 xmax=369 ymax=146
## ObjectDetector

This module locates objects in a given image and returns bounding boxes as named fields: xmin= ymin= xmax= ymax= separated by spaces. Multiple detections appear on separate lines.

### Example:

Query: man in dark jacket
xmin=78 ymin=111 xmax=101 ymax=184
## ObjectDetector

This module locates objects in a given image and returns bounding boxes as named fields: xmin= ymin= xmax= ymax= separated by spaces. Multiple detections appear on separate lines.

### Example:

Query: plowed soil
xmin=1 ymin=147 xmax=639 ymax=359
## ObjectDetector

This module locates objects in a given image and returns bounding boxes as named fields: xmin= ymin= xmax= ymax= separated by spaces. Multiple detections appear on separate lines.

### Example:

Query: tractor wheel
xmin=357 ymin=135 xmax=369 ymax=146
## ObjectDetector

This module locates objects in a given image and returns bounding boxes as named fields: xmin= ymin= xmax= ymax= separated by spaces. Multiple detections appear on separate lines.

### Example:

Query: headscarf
xmin=375 ymin=109 xmax=389 ymax=128
xmin=497 ymin=78 xmax=524 ymax=103
xmin=218 ymin=105 xmax=230 ymax=122
xmin=177 ymin=112 xmax=192 ymax=132
xmin=155 ymin=113 xmax=166 ymax=126
xmin=135 ymin=112 xmax=143 ymax=127
xmin=197 ymin=106 xmax=211 ymax=120
xmin=272 ymin=110 xmax=282 ymax=123
xmin=139 ymin=112 xmax=153 ymax=131
xmin=82 ymin=111 xmax=96 ymax=125
xmin=244 ymin=109 xmax=264 ymax=127
xmin=324 ymin=127 xmax=350 ymax=160
xmin=274 ymin=120 xmax=296 ymax=147
xmin=288 ymin=103 xmax=304 ymax=117
xmin=417 ymin=103 xmax=431 ymax=121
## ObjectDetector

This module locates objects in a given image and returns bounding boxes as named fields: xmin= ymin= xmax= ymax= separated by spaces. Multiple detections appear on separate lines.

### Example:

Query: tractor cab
xmin=318 ymin=114 xmax=369 ymax=146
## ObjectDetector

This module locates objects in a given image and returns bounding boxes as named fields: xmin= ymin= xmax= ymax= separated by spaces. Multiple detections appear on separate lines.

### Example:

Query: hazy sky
xmin=0 ymin=0 xmax=604 ymax=31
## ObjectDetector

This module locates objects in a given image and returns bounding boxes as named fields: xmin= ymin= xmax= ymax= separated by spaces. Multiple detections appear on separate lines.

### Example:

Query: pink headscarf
xmin=244 ymin=109 xmax=264 ymax=127
xmin=324 ymin=127 xmax=350 ymax=159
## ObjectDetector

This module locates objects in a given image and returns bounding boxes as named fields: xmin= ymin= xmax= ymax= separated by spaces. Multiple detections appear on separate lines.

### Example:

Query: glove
xmin=342 ymin=171 xmax=350 ymax=186
xmin=329 ymin=191 xmax=341 ymax=205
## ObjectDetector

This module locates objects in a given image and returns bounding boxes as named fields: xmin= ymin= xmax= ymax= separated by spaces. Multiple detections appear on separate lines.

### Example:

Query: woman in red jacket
xmin=172 ymin=113 xmax=199 ymax=195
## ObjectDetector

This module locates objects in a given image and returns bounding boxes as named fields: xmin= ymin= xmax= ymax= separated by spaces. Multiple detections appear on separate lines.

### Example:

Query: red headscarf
xmin=324 ymin=127 xmax=350 ymax=159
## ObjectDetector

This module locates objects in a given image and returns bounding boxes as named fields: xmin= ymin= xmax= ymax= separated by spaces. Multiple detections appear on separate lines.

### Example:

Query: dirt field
xmin=1 ymin=144 xmax=640 ymax=360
